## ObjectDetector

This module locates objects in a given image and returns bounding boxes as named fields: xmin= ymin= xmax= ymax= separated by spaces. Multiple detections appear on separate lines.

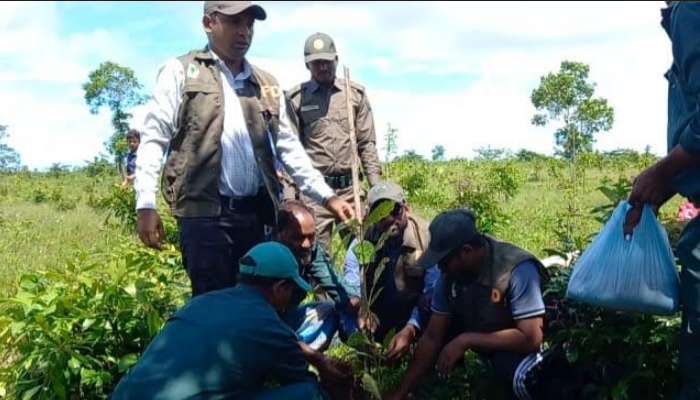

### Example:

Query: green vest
xmin=161 ymin=49 xmax=282 ymax=218
xmin=447 ymin=236 xmax=549 ymax=334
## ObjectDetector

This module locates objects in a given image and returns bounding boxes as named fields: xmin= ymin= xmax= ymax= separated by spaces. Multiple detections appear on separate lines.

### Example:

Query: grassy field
xmin=0 ymin=156 xmax=690 ymax=399
xmin=0 ymin=158 xmax=684 ymax=294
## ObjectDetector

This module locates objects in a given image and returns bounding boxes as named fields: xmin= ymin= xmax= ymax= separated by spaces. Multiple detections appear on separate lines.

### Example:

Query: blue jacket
xmin=662 ymin=1 xmax=700 ymax=202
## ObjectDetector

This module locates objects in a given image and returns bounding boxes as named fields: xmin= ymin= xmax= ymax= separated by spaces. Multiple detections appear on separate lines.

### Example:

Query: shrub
xmin=0 ymin=243 xmax=189 ymax=399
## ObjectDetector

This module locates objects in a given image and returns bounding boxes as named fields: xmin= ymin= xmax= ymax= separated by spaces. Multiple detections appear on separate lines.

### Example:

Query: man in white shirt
xmin=135 ymin=0 xmax=353 ymax=296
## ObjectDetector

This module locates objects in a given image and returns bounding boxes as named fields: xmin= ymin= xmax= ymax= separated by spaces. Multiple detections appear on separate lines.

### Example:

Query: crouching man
xmin=385 ymin=209 xmax=551 ymax=400
xmin=109 ymin=242 xmax=330 ymax=400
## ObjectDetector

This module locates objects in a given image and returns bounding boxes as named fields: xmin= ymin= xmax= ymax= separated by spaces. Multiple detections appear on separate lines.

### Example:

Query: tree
xmin=531 ymin=61 xmax=614 ymax=161
xmin=83 ymin=61 xmax=146 ymax=173
xmin=515 ymin=149 xmax=548 ymax=162
xmin=384 ymin=123 xmax=399 ymax=162
xmin=0 ymin=125 xmax=21 ymax=172
xmin=431 ymin=145 xmax=445 ymax=161
xmin=474 ymin=146 xmax=511 ymax=161
xmin=396 ymin=149 xmax=424 ymax=162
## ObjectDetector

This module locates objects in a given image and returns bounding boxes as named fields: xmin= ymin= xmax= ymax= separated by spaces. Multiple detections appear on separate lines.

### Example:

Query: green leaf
xmin=10 ymin=321 xmax=26 ymax=336
xmin=81 ymin=318 xmax=96 ymax=331
xmin=123 ymin=284 xmax=137 ymax=297
xmin=21 ymin=386 xmax=41 ymax=400
xmin=352 ymin=241 xmax=375 ymax=265
xmin=611 ymin=380 xmax=629 ymax=400
xmin=68 ymin=357 xmax=81 ymax=371
xmin=371 ymin=259 xmax=387 ymax=289
xmin=347 ymin=331 xmax=370 ymax=350
xmin=364 ymin=200 xmax=394 ymax=227
xmin=382 ymin=328 xmax=397 ymax=350
xmin=362 ymin=373 xmax=382 ymax=400
xmin=51 ymin=370 xmax=68 ymax=400
xmin=118 ymin=353 xmax=139 ymax=373
xmin=147 ymin=310 xmax=164 ymax=337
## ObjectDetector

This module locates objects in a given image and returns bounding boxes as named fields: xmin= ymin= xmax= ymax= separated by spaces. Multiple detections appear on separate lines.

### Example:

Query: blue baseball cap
xmin=239 ymin=242 xmax=311 ymax=292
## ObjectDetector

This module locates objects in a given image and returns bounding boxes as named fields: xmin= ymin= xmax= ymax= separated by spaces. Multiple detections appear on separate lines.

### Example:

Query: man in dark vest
xmin=134 ymin=1 xmax=353 ymax=296
xmin=385 ymin=209 xmax=551 ymax=400
xmin=342 ymin=181 xmax=439 ymax=362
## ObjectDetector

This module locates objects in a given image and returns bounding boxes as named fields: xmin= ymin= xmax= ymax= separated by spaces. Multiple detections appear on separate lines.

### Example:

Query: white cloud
xmin=256 ymin=1 xmax=673 ymax=158
xmin=0 ymin=1 xmax=676 ymax=169
xmin=0 ymin=93 xmax=111 ymax=168
xmin=0 ymin=2 xmax=148 ymax=169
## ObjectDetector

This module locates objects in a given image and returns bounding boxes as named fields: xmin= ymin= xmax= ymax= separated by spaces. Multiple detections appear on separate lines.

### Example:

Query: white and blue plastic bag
xmin=566 ymin=201 xmax=680 ymax=315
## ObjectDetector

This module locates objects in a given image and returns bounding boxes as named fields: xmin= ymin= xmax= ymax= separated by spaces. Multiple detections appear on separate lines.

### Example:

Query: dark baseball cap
xmin=368 ymin=181 xmax=406 ymax=208
xmin=418 ymin=209 xmax=480 ymax=268
xmin=238 ymin=242 xmax=311 ymax=292
xmin=304 ymin=32 xmax=338 ymax=63
xmin=204 ymin=1 xmax=267 ymax=20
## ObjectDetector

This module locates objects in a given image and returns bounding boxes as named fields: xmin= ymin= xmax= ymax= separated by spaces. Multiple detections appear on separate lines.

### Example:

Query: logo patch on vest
xmin=491 ymin=288 xmax=502 ymax=304
xmin=261 ymin=85 xmax=280 ymax=99
xmin=187 ymin=63 xmax=200 ymax=79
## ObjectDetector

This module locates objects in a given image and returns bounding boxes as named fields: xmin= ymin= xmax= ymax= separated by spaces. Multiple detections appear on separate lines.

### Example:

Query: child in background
xmin=121 ymin=129 xmax=140 ymax=189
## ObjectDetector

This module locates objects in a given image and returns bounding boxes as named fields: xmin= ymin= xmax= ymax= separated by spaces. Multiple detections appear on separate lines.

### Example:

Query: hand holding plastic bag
xmin=566 ymin=201 xmax=680 ymax=315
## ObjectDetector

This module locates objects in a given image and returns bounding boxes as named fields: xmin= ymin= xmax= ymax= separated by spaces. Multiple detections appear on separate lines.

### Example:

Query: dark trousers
xmin=678 ymin=216 xmax=700 ymax=400
xmin=177 ymin=194 xmax=274 ymax=296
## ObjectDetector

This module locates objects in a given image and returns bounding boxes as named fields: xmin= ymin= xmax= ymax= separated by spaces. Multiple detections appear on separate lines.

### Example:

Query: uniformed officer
xmin=287 ymin=32 xmax=383 ymax=254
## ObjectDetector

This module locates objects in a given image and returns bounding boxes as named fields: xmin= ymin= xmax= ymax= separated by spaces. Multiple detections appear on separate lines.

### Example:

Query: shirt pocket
xmin=177 ymin=82 xmax=222 ymax=140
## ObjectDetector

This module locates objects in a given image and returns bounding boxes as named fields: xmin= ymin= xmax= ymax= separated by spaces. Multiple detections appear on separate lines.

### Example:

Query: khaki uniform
xmin=287 ymin=78 xmax=382 ymax=253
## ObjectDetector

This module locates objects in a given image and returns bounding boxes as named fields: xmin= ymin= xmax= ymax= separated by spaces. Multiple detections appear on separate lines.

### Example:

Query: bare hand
xmin=625 ymin=165 xmax=675 ymax=234
xmin=385 ymin=325 xmax=416 ymax=364
xmin=317 ymin=357 xmax=350 ymax=386
xmin=326 ymin=196 xmax=355 ymax=222
xmin=137 ymin=209 xmax=165 ymax=250
xmin=358 ymin=310 xmax=379 ymax=336
xmin=436 ymin=335 xmax=468 ymax=379
xmin=628 ymin=165 xmax=675 ymax=209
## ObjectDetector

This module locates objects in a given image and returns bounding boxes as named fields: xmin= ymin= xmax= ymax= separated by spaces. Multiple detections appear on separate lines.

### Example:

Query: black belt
xmin=324 ymin=175 xmax=353 ymax=190
xmin=220 ymin=190 xmax=268 ymax=211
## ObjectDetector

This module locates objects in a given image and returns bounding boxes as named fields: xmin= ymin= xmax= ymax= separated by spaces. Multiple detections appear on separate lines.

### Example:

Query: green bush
xmin=544 ymin=263 xmax=680 ymax=400
xmin=0 ymin=243 xmax=189 ymax=400
xmin=31 ymin=186 xmax=49 ymax=204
